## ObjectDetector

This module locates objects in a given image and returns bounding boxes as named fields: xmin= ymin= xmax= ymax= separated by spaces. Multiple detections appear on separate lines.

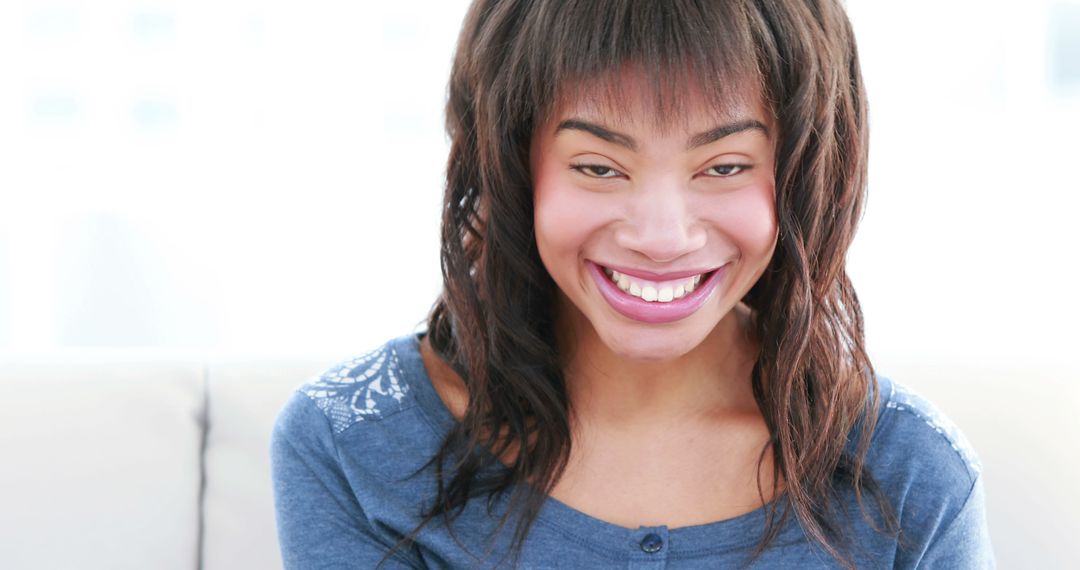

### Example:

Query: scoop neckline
xmin=393 ymin=331 xmax=804 ymax=557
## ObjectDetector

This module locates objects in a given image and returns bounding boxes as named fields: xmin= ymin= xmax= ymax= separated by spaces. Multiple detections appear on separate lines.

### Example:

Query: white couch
xmin=1 ymin=355 xmax=1076 ymax=569
xmin=0 ymin=355 xmax=321 ymax=570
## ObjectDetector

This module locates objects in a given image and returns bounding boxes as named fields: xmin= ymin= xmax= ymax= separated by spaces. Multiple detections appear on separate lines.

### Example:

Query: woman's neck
xmin=422 ymin=302 xmax=763 ymax=432
xmin=558 ymin=303 xmax=762 ymax=431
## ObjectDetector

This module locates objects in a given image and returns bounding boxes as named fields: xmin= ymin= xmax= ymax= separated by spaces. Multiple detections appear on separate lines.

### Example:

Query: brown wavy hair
xmin=390 ymin=1 xmax=903 ymax=568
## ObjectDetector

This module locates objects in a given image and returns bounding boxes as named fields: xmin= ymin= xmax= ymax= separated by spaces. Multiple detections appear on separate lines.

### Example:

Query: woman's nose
xmin=614 ymin=183 xmax=706 ymax=263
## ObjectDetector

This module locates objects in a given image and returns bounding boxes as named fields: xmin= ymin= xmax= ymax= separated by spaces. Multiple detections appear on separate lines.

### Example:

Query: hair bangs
xmin=513 ymin=0 xmax=764 ymax=131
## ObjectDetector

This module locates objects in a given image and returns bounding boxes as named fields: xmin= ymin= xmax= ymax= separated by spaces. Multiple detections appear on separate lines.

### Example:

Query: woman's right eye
xmin=570 ymin=164 xmax=623 ymax=178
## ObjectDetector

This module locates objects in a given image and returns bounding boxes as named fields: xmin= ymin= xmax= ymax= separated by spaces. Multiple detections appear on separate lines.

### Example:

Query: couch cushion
xmin=0 ymin=358 xmax=204 ymax=570
xmin=202 ymin=359 xmax=330 ymax=570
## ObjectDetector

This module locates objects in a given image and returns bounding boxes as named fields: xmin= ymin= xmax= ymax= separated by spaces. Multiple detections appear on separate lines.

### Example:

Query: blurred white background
xmin=1 ymin=0 xmax=1078 ymax=566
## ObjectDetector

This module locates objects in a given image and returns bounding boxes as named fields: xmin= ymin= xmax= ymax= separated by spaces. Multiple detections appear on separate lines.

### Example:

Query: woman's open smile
xmin=587 ymin=260 xmax=728 ymax=324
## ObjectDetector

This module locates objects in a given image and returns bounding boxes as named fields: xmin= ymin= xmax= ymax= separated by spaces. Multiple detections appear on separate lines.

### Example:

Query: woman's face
xmin=531 ymin=79 xmax=778 ymax=362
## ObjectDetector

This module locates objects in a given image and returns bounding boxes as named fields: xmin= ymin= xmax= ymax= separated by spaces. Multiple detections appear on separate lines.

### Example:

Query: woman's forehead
xmin=543 ymin=77 xmax=769 ymax=137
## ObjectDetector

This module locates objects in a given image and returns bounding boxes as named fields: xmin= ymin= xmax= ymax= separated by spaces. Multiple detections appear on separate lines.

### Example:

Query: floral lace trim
xmin=301 ymin=344 xmax=410 ymax=434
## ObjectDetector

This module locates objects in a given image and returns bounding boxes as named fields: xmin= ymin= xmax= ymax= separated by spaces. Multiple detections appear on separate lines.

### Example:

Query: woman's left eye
xmin=703 ymin=164 xmax=748 ymax=177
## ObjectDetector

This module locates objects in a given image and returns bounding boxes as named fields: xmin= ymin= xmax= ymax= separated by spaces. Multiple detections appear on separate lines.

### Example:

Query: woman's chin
xmin=596 ymin=325 xmax=708 ymax=363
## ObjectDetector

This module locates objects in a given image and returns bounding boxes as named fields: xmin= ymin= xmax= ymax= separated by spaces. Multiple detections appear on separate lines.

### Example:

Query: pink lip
xmin=586 ymin=260 xmax=727 ymax=324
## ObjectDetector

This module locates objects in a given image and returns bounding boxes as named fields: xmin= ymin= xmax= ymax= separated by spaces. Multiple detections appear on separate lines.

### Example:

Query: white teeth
xmin=601 ymin=265 xmax=711 ymax=303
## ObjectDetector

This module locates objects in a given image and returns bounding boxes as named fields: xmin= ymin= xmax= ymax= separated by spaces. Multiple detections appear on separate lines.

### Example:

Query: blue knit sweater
xmin=271 ymin=333 xmax=994 ymax=569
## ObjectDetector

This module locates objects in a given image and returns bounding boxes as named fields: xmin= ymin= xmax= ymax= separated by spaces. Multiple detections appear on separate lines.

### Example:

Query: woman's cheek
xmin=699 ymin=181 xmax=778 ymax=259
xmin=534 ymin=180 xmax=614 ymax=257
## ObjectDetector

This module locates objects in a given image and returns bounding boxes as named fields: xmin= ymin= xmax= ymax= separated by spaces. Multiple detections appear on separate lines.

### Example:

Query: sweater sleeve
xmin=912 ymin=475 xmax=995 ymax=569
xmin=270 ymin=391 xmax=422 ymax=570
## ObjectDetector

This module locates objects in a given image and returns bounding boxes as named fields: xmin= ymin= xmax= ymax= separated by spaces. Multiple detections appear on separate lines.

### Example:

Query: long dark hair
xmin=393 ymin=1 xmax=902 ymax=568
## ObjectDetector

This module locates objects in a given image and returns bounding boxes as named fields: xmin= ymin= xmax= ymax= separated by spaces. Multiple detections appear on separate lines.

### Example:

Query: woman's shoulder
xmin=854 ymin=376 xmax=994 ymax=566
xmin=269 ymin=334 xmax=450 ymax=569
xmin=271 ymin=332 xmax=450 ymax=487
xmin=295 ymin=335 xmax=419 ymax=430
xmin=273 ymin=332 xmax=444 ymax=447
xmin=867 ymin=374 xmax=982 ymax=484
xmin=859 ymin=375 xmax=986 ymax=539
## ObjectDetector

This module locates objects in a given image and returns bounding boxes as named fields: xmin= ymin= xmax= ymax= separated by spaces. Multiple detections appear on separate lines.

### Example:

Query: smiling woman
xmin=270 ymin=1 xmax=994 ymax=568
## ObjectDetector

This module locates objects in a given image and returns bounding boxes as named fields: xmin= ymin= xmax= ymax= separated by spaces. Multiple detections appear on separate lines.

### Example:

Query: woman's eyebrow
xmin=686 ymin=119 xmax=769 ymax=148
xmin=554 ymin=118 xmax=769 ymax=151
xmin=555 ymin=119 xmax=638 ymax=151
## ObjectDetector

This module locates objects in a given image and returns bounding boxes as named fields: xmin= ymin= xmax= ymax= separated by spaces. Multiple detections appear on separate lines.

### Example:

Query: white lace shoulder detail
xmin=884 ymin=378 xmax=982 ymax=476
xmin=300 ymin=343 xmax=411 ymax=434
